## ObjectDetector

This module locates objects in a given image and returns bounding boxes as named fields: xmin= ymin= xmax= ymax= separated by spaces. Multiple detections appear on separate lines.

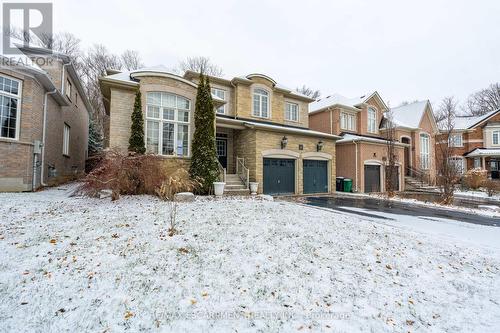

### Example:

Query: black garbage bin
xmin=336 ymin=177 xmax=345 ymax=192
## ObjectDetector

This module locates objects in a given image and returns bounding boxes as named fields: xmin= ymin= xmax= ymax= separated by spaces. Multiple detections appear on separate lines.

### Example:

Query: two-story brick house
xmin=0 ymin=45 xmax=91 ymax=191
xmin=387 ymin=101 xmax=439 ymax=184
xmin=436 ymin=108 xmax=500 ymax=179
xmin=100 ymin=66 xmax=340 ymax=195
xmin=309 ymin=92 xmax=407 ymax=193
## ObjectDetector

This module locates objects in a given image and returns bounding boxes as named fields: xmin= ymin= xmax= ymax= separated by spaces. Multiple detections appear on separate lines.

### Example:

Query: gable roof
xmin=453 ymin=108 xmax=500 ymax=130
xmin=388 ymin=100 xmax=438 ymax=133
xmin=309 ymin=91 xmax=387 ymax=113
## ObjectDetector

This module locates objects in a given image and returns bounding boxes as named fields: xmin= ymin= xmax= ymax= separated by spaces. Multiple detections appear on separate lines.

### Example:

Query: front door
xmin=216 ymin=138 xmax=227 ymax=169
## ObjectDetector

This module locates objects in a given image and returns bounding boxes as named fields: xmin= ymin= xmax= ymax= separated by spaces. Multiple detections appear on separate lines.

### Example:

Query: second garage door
xmin=364 ymin=165 xmax=381 ymax=193
xmin=303 ymin=160 xmax=328 ymax=194
xmin=263 ymin=158 xmax=295 ymax=195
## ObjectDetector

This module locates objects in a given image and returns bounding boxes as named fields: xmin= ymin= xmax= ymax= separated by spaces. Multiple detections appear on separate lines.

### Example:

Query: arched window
xmin=146 ymin=92 xmax=190 ymax=156
xmin=420 ymin=133 xmax=430 ymax=169
xmin=253 ymin=88 xmax=269 ymax=118
xmin=367 ymin=108 xmax=377 ymax=133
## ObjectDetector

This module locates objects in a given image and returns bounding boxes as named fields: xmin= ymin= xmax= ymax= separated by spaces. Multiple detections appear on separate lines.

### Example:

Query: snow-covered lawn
xmin=1 ymin=185 xmax=500 ymax=332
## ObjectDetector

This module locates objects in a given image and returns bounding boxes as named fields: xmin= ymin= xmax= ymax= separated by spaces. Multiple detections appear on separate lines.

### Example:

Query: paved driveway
xmin=301 ymin=195 xmax=500 ymax=227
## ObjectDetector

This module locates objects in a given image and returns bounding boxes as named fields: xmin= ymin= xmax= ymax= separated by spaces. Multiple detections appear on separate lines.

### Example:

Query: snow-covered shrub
xmin=79 ymin=151 xmax=189 ymax=198
xmin=463 ymin=168 xmax=487 ymax=189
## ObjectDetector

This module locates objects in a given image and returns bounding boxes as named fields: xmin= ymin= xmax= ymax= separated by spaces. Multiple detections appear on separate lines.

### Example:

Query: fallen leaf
xmin=190 ymin=299 xmax=197 ymax=305
xmin=124 ymin=311 xmax=134 ymax=320
xmin=49 ymin=239 xmax=57 ymax=244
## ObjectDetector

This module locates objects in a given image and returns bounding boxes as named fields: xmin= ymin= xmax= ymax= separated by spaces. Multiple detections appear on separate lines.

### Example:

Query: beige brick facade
xmin=102 ymin=69 xmax=337 ymax=195
xmin=0 ymin=61 xmax=90 ymax=192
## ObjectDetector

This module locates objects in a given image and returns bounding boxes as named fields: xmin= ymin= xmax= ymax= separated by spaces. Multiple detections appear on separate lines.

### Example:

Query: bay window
xmin=367 ymin=108 xmax=377 ymax=133
xmin=340 ymin=112 xmax=356 ymax=131
xmin=253 ymin=88 xmax=269 ymax=118
xmin=285 ymin=102 xmax=299 ymax=121
xmin=420 ymin=133 xmax=430 ymax=169
xmin=146 ymin=92 xmax=190 ymax=157
xmin=0 ymin=75 xmax=21 ymax=139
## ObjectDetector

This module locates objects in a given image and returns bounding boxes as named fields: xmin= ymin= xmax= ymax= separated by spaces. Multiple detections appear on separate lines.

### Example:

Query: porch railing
xmin=217 ymin=159 xmax=226 ymax=183
xmin=406 ymin=166 xmax=431 ymax=186
xmin=236 ymin=156 xmax=250 ymax=189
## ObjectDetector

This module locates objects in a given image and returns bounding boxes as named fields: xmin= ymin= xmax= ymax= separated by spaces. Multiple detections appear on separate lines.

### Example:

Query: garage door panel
xmin=364 ymin=165 xmax=381 ymax=193
xmin=263 ymin=158 xmax=295 ymax=195
xmin=303 ymin=160 xmax=328 ymax=194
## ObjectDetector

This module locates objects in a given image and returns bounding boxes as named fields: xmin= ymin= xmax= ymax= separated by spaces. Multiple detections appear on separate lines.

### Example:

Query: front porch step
xmin=223 ymin=188 xmax=251 ymax=196
xmin=223 ymin=174 xmax=250 ymax=195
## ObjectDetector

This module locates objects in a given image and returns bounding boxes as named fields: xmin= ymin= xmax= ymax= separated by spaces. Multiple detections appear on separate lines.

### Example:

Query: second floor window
xmin=420 ymin=133 xmax=430 ymax=170
xmin=211 ymin=88 xmax=226 ymax=114
xmin=493 ymin=130 xmax=499 ymax=145
xmin=367 ymin=108 xmax=377 ymax=133
xmin=0 ymin=75 xmax=21 ymax=140
xmin=253 ymin=88 xmax=269 ymax=118
xmin=285 ymin=102 xmax=298 ymax=121
xmin=146 ymin=92 xmax=190 ymax=157
xmin=340 ymin=112 xmax=356 ymax=131
xmin=448 ymin=133 xmax=463 ymax=147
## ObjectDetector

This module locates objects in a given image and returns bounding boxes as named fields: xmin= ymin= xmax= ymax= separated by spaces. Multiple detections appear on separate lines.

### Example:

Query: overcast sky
xmin=52 ymin=0 xmax=500 ymax=108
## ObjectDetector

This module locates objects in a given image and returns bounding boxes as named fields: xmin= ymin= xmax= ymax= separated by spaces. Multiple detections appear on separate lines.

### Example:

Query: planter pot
xmin=249 ymin=182 xmax=259 ymax=195
xmin=213 ymin=182 xmax=225 ymax=196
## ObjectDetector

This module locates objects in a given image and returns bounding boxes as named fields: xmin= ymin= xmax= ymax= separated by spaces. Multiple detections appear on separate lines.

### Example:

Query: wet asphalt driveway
xmin=300 ymin=195 xmax=500 ymax=227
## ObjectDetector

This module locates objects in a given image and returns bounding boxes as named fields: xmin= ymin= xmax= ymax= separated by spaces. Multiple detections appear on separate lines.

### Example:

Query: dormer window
xmin=253 ymin=88 xmax=269 ymax=118
xmin=367 ymin=108 xmax=377 ymax=133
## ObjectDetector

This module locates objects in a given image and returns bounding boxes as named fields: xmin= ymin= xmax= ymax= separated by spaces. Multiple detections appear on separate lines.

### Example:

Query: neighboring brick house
xmin=309 ymin=92 xmax=407 ymax=193
xmin=0 ymin=46 xmax=91 ymax=192
xmin=387 ymin=101 xmax=439 ymax=184
xmin=100 ymin=66 xmax=340 ymax=195
xmin=435 ymin=108 xmax=500 ymax=179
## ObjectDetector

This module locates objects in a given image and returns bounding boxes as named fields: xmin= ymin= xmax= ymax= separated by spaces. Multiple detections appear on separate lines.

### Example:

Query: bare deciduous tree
xmin=121 ymin=50 xmax=144 ymax=71
xmin=464 ymin=83 xmax=500 ymax=116
xmin=436 ymin=96 xmax=460 ymax=204
xmin=383 ymin=107 xmax=398 ymax=197
xmin=296 ymin=85 xmax=321 ymax=100
xmin=179 ymin=56 xmax=223 ymax=77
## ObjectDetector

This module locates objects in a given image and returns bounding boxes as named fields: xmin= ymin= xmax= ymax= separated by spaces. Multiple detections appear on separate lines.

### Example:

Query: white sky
xmin=26 ymin=0 xmax=500 ymax=107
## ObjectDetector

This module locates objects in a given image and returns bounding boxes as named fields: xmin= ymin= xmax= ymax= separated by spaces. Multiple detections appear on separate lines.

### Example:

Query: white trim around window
xmin=340 ymin=111 xmax=356 ymax=131
xmin=211 ymin=87 xmax=226 ymax=114
xmin=419 ymin=133 xmax=430 ymax=170
xmin=285 ymin=102 xmax=299 ymax=122
xmin=252 ymin=87 xmax=270 ymax=118
xmin=449 ymin=133 xmax=463 ymax=147
xmin=145 ymin=92 xmax=191 ymax=157
xmin=0 ymin=74 xmax=22 ymax=141
xmin=63 ymin=123 xmax=70 ymax=156
xmin=367 ymin=107 xmax=377 ymax=133
xmin=449 ymin=156 xmax=465 ymax=174
xmin=493 ymin=130 xmax=500 ymax=146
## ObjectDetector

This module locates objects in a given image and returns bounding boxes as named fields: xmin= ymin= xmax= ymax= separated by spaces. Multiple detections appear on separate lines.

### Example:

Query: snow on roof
xmin=389 ymin=101 xmax=429 ymax=129
xmin=309 ymin=93 xmax=369 ymax=113
xmin=337 ymin=133 xmax=408 ymax=146
xmin=454 ymin=108 xmax=500 ymax=130
xmin=465 ymin=148 xmax=500 ymax=157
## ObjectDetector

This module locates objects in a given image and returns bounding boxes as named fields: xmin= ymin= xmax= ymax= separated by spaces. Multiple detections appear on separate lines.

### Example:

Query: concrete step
xmin=225 ymin=184 xmax=247 ymax=190
xmin=224 ymin=188 xmax=251 ymax=196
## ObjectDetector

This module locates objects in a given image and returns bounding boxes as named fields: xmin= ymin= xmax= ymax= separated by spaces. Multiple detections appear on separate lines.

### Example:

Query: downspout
xmin=353 ymin=139 xmax=359 ymax=191
xmin=40 ymin=89 xmax=58 ymax=186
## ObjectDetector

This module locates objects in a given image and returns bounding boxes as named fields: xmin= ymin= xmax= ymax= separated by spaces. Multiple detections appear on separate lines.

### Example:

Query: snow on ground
xmin=454 ymin=189 xmax=500 ymax=202
xmin=1 ymin=185 xmax=500 ymax=333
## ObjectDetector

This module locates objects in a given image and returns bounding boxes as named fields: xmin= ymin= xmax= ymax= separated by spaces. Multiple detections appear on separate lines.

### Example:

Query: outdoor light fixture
xmin=281 ymin=136 xmax=288 ymax=149
xmin=317 ymin=140 xmax=324 ymax=152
